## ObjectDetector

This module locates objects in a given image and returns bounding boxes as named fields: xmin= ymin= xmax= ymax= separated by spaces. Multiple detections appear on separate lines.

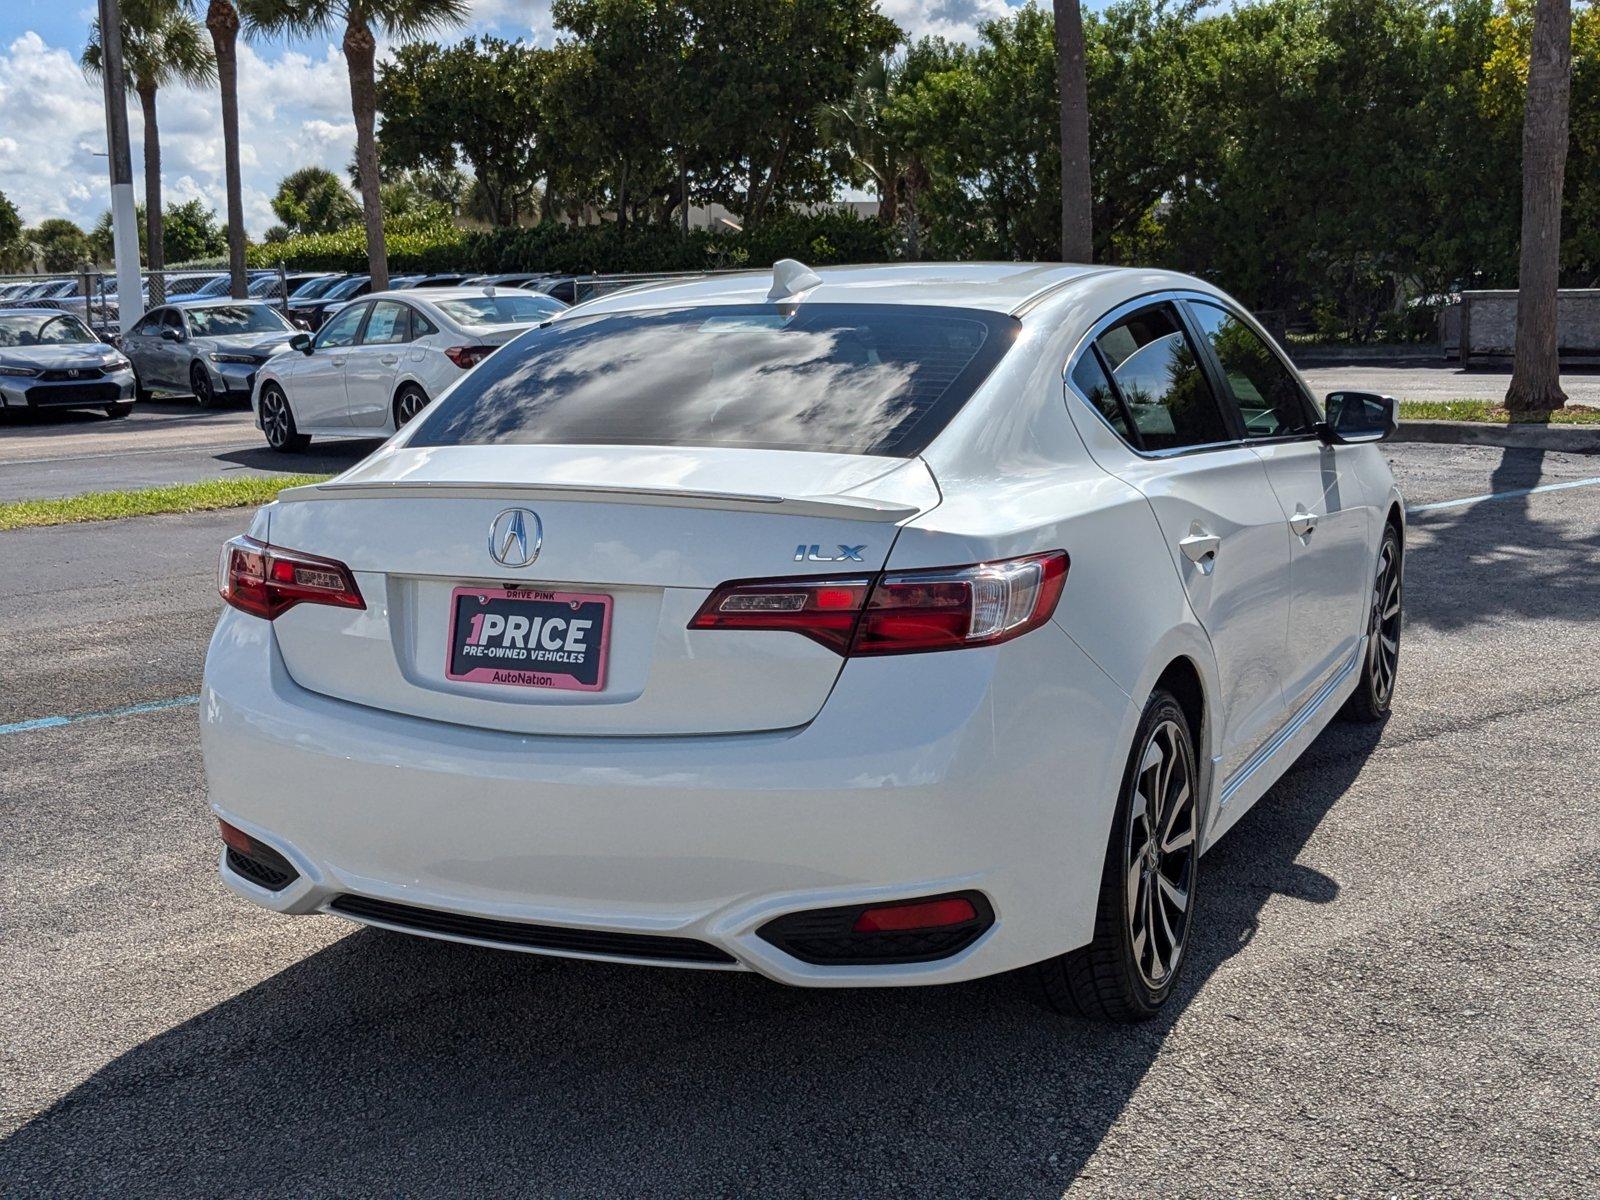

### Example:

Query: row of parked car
xmin=0 ymin=278 xmax=571 ymax=447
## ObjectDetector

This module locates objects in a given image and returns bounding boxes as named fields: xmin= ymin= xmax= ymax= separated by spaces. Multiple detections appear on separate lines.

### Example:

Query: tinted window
xmin=361 ymin=301 xmax=411 ymax=345
xmin=128 ymin=311 xmax=162 ymax=337
xmin=434 ymin=294 xmax=565 ymax=327
xmin=1094 ymin=305 xmax=1228 ymax=451
xmin=1189 ymin=301 xmax=1313 ymax=438
xmin=409 ymin=304 xmax=1018 ymax=458
xmin=188 ymin=304 xmax=293 ymax=336
xmin=162 ymin=309 xmax=185 ymax=332
xmin=315 ymin=304 xmax=366 ymax=349
xmin=1069 ymin=348 xmax=1130 ymax=439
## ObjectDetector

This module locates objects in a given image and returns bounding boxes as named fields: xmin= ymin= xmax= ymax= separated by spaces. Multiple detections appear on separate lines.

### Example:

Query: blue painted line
xmin=0 ymin=694 xmax=200 ymax=737
xmin=1409 ymin=474 xmax=1600 ymax=514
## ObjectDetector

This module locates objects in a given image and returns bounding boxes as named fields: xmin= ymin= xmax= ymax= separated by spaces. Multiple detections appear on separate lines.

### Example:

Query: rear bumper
xmin=201 ymin=609 xmax=1135 ymax=986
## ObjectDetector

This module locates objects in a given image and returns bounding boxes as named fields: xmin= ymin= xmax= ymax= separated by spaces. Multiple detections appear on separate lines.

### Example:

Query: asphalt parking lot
xmin=2 ymin=442 xmax=1598 ymax=1196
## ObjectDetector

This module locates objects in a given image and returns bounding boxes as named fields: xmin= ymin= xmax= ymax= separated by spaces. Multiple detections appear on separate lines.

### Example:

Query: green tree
xmin=0 ymin=190 xmax=24 ymax=270
xmin=377 ymin=36 xmax=547 ymax=226
xmin=684 ymin=0 xmax=901 ymax=225
xmin=91 ymin=201 xmax=224 ymax=264
xmin=83 ymin=0 xmax=216 ymax=285
xmin=162 ymin=198 xmax=228 ymax=261
xmin=30 ymin=219 xmax=94 ymax=272
xmin=271 ymin=166 xmax=361 ymax=234
xmin=243 ymin=0 xmax=469 ymax=292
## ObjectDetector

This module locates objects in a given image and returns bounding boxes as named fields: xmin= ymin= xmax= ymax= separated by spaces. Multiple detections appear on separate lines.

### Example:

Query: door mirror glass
xmin=1323 ymin=391 xmax=1398 ymax=443
xmin=159 ymin=327 xmax=183 ymax=343
xmin=290 ymin=332 xmax=313 ymax=354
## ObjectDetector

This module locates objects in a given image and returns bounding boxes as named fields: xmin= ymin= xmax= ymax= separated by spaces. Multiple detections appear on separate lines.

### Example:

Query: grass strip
xmin=1398 ymin=400 xmax=1600 ymax=425
xmin=0 ymin=474 xmax=331 ymax=532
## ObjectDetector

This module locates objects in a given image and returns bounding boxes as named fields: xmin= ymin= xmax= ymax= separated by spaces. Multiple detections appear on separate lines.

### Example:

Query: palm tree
xmin=243 ymin=0 xmax=468 ymax=292
xmin=1506 ymin=0 xmax=1573 ymax=416
xmin=204 ymin=1 xmax=249 ymax=298
xmin=1054 ymin=0 xmax=1093 ymax=262
xmin=83 ymin=0 xmax=215 ymax=298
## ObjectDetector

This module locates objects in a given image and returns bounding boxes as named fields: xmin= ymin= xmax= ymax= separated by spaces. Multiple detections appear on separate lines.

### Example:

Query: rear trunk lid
xmin=263 ymin=444 xmax=939 ymax=735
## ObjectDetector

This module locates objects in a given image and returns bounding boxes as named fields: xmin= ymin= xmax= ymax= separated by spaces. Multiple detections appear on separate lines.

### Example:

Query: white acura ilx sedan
xmin=202 ymin=262 xmax=1403 ymax=1019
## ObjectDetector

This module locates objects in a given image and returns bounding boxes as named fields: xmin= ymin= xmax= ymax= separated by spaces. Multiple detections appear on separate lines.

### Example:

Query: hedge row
xmin=246 ymin=211 xmax=895 ymax=276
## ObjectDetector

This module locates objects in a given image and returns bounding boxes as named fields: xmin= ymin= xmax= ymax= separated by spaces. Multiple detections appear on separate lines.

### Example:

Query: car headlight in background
xmin=209 ymin=352 xmax=260 ymax=365
xmin=0 ymin=364 xmax=41 ymax=377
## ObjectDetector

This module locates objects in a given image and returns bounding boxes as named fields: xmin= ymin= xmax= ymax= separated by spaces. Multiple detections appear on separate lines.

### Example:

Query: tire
xmin=1026 ymin=689 xmax=1201 ymax=1021
xmin=259 ymin=383 xmax=309 ymax=453
xmin=190 ymin=362 xmax=217 ymax=409
xmin=1341 ymin=522 xmax=1403 ymax=723
xmin=104 ymin=401 xmax=133 ymax=419
xmin=393 ymin=384 xmax=430 ymax=429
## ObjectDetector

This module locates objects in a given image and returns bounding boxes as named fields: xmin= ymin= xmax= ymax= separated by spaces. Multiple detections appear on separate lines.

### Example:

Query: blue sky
xmin=0 ymin=0 xmax=1023 ymax=237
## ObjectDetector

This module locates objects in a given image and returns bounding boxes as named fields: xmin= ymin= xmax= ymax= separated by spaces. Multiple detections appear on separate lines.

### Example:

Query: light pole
xmin=95 ymin=0 xmax=143 ymax=334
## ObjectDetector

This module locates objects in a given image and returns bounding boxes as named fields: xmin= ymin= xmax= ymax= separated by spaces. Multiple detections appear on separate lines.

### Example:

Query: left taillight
xmin=218 ymin=535 xmax=365 ymax=620
xmin=689 ymin=551 xmax=1067 ymax=656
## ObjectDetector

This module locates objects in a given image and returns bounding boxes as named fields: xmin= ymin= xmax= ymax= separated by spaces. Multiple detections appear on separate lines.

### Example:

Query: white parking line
xmin=1408 ymin=475 xmax=1600 ymax=514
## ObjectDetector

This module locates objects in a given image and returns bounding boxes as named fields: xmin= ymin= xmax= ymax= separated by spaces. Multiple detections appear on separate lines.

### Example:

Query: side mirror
xmin=290 ymin=332 xmax=313 ymax=355
xmin=1320 ymin=391 xmax=1398 ymax=444
xmin=159 ymin=327 xmax=183 ymax=343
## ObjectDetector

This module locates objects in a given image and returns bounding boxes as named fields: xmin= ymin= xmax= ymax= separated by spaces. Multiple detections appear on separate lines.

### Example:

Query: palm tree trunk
xmin=206 ymin=1 xmax=247 ymax=298
xmin=344 ymin=14 xmax=388 ymax=292
xmin=1506 ymin=0 xmax=1572 ymax=416
xmin=1054 ymin=0 xmax=1093 ymax=263
xmin=137 ymin=80 xmax=163 ymax=298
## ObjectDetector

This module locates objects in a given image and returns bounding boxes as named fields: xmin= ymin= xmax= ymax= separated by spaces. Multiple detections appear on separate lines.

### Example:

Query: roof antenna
xmin=767 ymin=258 xmax=821 ymax=302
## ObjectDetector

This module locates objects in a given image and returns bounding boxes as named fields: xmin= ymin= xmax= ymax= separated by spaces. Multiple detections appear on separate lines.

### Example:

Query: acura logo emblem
xmin=487 ymin=508 xmax=542 ymax=568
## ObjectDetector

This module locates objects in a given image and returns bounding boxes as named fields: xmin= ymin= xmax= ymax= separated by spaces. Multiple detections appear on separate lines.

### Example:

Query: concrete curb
xmin=1392 ymin=420 xmax=1600 ymax=454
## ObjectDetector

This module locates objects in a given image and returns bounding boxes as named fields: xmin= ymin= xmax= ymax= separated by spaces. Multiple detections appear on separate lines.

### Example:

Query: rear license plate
xmin=446 ymin=586 xmax=611 ymax=692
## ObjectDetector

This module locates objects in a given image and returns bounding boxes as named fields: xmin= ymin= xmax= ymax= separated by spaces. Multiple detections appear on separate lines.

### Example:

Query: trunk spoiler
xmin=275 ymin=478 xmax=926 ymax=523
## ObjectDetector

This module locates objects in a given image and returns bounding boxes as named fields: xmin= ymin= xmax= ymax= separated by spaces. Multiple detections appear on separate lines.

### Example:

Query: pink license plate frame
xmin=445 ymin=585 xmax=612 ymax=693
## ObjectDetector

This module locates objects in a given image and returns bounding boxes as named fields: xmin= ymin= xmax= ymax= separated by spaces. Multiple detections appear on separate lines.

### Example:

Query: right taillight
xmin=689 ymin=551 xmax=1067 ymax=656
xmin=219 ymin=534 xmax=365 ymax=620
xmin=444 ymin=344 xmax=496 ymax=369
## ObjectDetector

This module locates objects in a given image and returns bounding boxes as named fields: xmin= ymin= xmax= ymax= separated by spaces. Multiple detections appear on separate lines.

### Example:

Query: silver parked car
xmin=122 ymin=300 xmax=300 ymax=407
xmin=0 ymin=308 xmax=136 ymax=418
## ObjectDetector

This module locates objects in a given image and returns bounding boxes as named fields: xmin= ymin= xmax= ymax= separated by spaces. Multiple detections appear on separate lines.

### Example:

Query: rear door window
xmin=408 ymin=304 xmax=1019 ymax=457
xmin=360 ymin=301 xmax=411 ymax=345
xmin=1187 ymin=301 xmax=1315 ymax=438
xmin=1093 ymin=304 xmax=1230 ymax=452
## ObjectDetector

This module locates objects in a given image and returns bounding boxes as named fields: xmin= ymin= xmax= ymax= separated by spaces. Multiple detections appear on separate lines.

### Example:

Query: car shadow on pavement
xmin=216 ymin=441 xmax=381 ymax=475
xmin=1404 ymin=446 xmax=1600 ymax=635
xmin=0 ymin=722 xmax=1382 ymax=1198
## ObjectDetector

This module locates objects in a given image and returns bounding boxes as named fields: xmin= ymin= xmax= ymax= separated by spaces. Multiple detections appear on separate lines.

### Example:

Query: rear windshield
xmin=435 ymin=294 xmax=566 ymax=327
xmin=407 ymin=303 xmax=1017 ymax=457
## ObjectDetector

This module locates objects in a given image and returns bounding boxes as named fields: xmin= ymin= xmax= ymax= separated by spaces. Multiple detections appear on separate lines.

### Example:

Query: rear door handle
xmin=1289 ymin=508 xmax=1319 ymax=539
xmin=380 ymin=355 xmax=399 ymax=365
xmin=331 ymin=357 xmax=346 ymax=367
xmin=1179 ymin=529 xmax=1221 ymax=572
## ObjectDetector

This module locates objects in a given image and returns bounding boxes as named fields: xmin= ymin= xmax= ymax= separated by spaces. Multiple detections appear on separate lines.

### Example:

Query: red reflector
xmin=218 ymin=535 xmax=365 ymax=621
xmin=218 ymin=819 xmax=255 ymax=856
xmin=852 ymin=896 xmax=979 ymax=933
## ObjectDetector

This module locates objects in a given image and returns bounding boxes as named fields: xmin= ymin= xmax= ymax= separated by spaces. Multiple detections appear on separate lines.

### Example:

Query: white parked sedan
xmin=203 ymin=262 xmax=1403 ymax=1019
xmin=251 ymin=286 xmax=568 ymax=451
